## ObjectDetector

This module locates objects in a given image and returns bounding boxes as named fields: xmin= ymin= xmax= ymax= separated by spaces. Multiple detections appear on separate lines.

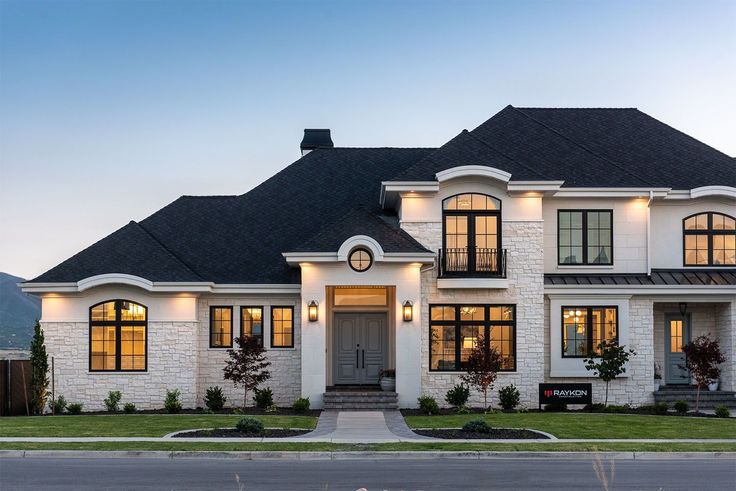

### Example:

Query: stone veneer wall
xmin=715 ymin=301 xmax=735 ymax=391
xmin=402 ymin=221 xmax=545 ymax=408
xmin=543 ymin=298 xmax=655 ymax=406
xmin=196 ymin=297 xmax=301 ymax=408
xmin=42 ymin=321 xmax=198 ymax=411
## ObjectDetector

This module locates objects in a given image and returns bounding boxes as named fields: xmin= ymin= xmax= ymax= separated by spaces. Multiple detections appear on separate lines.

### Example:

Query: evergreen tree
xmin=29 ymin=320 xmax=49 ymax=415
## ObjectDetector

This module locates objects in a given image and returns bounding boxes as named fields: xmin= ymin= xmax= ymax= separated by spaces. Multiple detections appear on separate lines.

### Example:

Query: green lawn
xmin=0 ymin=414 xmax=317 ymax=437
xmin=1 ymin=441 xmax=735 ymax=453
xmin=404 ymin=413 xmax=736 ymax=439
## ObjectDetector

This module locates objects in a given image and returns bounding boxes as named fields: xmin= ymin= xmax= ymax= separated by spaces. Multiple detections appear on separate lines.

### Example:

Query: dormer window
xmin=683 ymin=212 xmax=735 ymax=266
xmin=440 ymin=193 xmax=505 ymax=277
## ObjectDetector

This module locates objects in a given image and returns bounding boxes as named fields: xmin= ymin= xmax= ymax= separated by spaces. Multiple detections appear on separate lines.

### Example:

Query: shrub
xmin=498 ymin=384 xmax=520 ymax=410
xmin=104 ymin=391 xmax=122 ymax=412
xmin=164 ymin=389 xmax=182 ymax=413
xmin=123 ymin=402 xmax=136 ymax=414
xmin=48 ymin=395 xmax=67 ymax=414
xmin=293 ymin=397 xmax=310 ymax=413
xmin=674 ymin=400 xmax=689 ymax=414
xmin=417 ymin=395 xmax=439 ymax=415
xmin=462 ymin=419 xmax=492 ymax=433
xmin=236 ymin=417 xmax=265 ymax=434
xmin=445 ymin=384 xmax=470 ymax=408
xmin=254 ymin=387 xmax=274 ymax=409
xmin=714 ymin=405 xmax=730 ymax=418
xmin=456 ymin=404 xmax=471 ymax=414
xmin=66 ymin=403 xmax=83 ymax=415
xmin=204 ymin=386 xmax=226 ymax=411
xmin=544 ymin=402 xmax=567 ymax=412
xmin=231 ymin=407 xmax=244 ymax=415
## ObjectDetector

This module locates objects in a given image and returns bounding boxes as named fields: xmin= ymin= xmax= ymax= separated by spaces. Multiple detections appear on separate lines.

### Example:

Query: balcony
xmin=439 ymin=248 xmax=507 ymax=278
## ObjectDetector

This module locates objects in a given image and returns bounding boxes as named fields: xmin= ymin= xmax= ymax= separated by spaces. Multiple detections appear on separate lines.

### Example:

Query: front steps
xmin=654 ymin=386 xmax=736 ymax=410
xmin=323 ymin=388 xmax=398 ymax=410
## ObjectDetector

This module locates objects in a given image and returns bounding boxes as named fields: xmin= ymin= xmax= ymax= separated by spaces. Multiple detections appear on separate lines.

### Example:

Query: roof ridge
xmin=509 ymin=106 xmax=654 ymax=187
xmin=515 ymin=107 xmax=638 ymax=111
xmin=463 ymin=129 xmax=558 ymax=181
xmin=133 ymin=221 xmax=205 ymax=281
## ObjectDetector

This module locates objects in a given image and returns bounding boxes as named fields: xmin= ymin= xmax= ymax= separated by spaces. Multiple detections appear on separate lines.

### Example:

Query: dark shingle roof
xmin=395 ymin=106 xmax=735 ymax=187
xmin=30 ymin=148 xmax=434 ymax=284
xmin=545 ymin=270 xmax=736 ymax=287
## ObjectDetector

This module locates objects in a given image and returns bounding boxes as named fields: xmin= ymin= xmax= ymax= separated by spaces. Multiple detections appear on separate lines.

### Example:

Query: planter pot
xmin=708 ymin=381 xmax=719 ymax=391
xmin=380 ymin=377 xmax=396 ymax=392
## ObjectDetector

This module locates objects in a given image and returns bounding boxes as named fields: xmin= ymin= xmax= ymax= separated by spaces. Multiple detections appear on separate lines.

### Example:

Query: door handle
xmin=362 ymin=349 xmax=365 ymax=369
xmin=356 ymin=349 xmax=359 ymax=368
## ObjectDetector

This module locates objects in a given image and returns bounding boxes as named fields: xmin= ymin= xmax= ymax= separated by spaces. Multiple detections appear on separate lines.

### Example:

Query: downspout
xmin=646 ymin=190 xmax=653 ymax=276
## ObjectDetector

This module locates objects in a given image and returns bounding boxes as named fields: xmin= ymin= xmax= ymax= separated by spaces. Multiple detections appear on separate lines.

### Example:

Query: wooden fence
xmin=0 ymin=359 xmax=32 ymax=416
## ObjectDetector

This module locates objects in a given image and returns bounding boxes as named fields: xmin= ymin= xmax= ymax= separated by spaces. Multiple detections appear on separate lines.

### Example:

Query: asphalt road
xmin=1 ymin=457 xmax=734 ymax=490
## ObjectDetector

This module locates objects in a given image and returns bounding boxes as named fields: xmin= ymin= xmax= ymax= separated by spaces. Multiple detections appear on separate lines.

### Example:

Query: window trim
xmin=441 ymin=193 xmax=503 ymax=276
xmin=240 ymin=305 xmax=264 ymax=347
xmin=560 ymin=305 xmax=619 ymax=359
xmin=682 ymin=212 xmax=736 ymax=267
xmin=270 ymin=305 xmax=295 ymax=349
xmin=88 ymin=299 xmax=148 ymax=373
xmin=209 ymin=306 xmax=233 ymax=349
xmin=348 ymin=247 xmax=373 ymax=272
xmin=557 ymin=209 xmax=614 ymax=266
xmin=428 ymin=304 xmax=516 ymax=372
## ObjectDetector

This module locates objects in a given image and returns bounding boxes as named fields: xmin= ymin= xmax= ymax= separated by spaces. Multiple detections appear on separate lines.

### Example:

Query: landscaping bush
xmin=254 ymin=387 xmax=274 ymax=409
xmin=204 ymin=386 xmax=226 ymax=411
xmin=674 ymin=400 xmax=689 ymax=414
xmin=417 ymin=395 xmax=439 ymax=415
xmin=498 ymin=384 xmax=520 ymax=410
xmin=462 ymin=419 xmax=492 ymax=433
xmin=292 ymin=397 xmax=310 ymax=413
xmin=48 ymin=395 xmax=67 ymax=414
xmin=123 ymin=402 xmax=136 ymax=414
xmin=445 ymin=384 xmax=470 ymax=409
xmin=714 ymin=405 xmax=730 ymax=418
xmin=164 ymin=389 xmax=182 ymax=413
xmin=236 ymin=417 xmax=265 ymax=434
xmin=104 ymin=391 xmax=122 ymax=412
xmin=544 ymin=402 xmax=567 ymax=412
xmin=66 ymin=403 xmax=83 ymax=415
xmin=456 ymin=405 xmax=471 ymax=414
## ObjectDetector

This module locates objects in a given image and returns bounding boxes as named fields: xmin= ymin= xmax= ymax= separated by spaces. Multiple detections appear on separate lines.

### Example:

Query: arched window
xmin=90 ymin=300 xmax=147 ymax=372
xmin=441 ymin=193 xmax=504 ymax=276
xmin=683 ymin=212 xmax=736 ymax=266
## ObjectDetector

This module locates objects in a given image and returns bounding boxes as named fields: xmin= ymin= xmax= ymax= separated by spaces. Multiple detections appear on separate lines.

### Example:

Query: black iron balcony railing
xmin=439 ymin=248 xmax=507 ymax=278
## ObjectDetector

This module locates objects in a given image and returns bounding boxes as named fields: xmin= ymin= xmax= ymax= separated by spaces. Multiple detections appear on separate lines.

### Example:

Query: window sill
xmin=556 ymin=265 xmax=614 ymax=270
xmin=437 ymin=278 xmax=509 ymax=289
xmin=87 ymin=371 xmax=149 ymax=375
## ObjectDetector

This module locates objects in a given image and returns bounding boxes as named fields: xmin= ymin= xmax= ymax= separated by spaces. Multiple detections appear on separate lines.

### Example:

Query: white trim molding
xmin=379 ymin=181 xmax=439 ymax=208
xmin=545 ymin=285 xmax=736 ymax=296
xmin=283 ymin=235 xmax=435 ymax=266
xmin=690 ymin=186 xmax=736 ymax=200
xmin=507 ymin=180 xmax=565 ymax=195
xmin=552 ymin=187 xmax=671 ymax=198
xmin=435 ymin=165 xmax=512 ymax=183
xmin=437 ymin=277 xmax=509 ymax=289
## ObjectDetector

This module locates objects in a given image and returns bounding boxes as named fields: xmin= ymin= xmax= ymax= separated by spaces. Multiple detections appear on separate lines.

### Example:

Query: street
xmin=1 ymin=457 xmax=734 ymax=490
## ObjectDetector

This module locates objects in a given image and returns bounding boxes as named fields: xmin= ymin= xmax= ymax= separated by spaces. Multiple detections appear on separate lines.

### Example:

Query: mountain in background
xmin=0 ymin=272 xmax=41 ymax=349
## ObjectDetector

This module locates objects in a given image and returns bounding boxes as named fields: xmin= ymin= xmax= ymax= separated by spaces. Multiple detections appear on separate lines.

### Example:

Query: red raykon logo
xmin=544 ymin=390 xmax=553 ymax=397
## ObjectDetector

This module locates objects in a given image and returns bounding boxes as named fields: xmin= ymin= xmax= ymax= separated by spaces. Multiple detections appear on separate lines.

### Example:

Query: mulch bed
xmin=400 ymin=408 xmax=722 ymax=418
xmin=413 ymin=428 xmax=548 ymax=439
xmin=173 ymin=428 xmax=311 ymax=438
xmin=65 ymin=408 xmax=321 ymax=417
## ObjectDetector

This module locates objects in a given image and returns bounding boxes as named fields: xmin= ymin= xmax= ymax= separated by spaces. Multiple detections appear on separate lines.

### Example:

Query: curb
xmin=1 ymin=450 xmax=735 ymax=461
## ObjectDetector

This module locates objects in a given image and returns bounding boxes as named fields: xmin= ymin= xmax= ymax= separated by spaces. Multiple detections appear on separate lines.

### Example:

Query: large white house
xmin=22 ymin=106 xmax=736 ymax=410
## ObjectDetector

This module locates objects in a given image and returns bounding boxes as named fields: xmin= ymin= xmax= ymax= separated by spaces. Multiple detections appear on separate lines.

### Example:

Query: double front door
xmin=665 ymin=314 xmax=691 ymax=384
xmin=333 ymin=312 xmax=387 ymax=385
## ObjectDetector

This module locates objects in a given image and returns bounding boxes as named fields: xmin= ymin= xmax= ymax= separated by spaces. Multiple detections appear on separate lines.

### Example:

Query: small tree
xmin=29 ymin=320 xmax=49 ymax=415
xmin=584 ymin=340 xmax=636 ymax=407
xmin=461 ymin=345 xmax=502 ymax=410
xmin=223 ymin=336 xmax=271 ymax=409
xmin=681 ymin=334 xmax=726 ymax=413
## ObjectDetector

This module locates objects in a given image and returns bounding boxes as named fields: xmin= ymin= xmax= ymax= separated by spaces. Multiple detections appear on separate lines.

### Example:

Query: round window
xmin=348 ymin=248 xmax=373 ymax=272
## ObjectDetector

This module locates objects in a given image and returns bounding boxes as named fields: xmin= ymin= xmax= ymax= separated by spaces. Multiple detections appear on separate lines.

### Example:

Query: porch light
xmin=403 ymin=301 xmax=413 ymax=322
xmin=308 ymin=301 xmax=319 ymax=322
xmin=679 ymin=302 xmax=688 ymax=317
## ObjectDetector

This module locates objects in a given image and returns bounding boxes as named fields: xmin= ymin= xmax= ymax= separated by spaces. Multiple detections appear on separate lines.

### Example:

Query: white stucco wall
xmin=650 ymin=198 xmax=736 ymax=269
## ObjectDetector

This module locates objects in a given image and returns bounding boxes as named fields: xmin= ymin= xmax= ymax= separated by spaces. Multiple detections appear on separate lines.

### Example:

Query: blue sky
xmin=1 ymin=0 xmax=734 ymax=279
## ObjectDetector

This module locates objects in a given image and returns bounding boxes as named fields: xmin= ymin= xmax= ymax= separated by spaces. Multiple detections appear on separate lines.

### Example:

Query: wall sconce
xmin=403 ymin=300 xmax=413 ymax=322
xmin=308 ymin=301 xmax=319 ymax=322
xmin=678 ymin=302 xmax=688 ymax=317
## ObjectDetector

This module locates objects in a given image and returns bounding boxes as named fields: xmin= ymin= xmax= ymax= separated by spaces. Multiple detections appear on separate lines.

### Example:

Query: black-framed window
xmin=271 ymin=306 xmax=294 ymax=348
xmin=89 ymin=300 xmax=147 ymax=372
xmin=210 ymin=306 xmax=233 ymax=348
xmin=558 ymin=210 xmax=613 ymax=265
xmin=562 ymin=306 xmax=618 ymax=358
xmin=683 ymin=212 xmax=736 ymax=266
xmin=241 ymin=306 xmax=263 ymax=346
xmin=429 ymin=304 xmax=516 ymax=371
xmin=348 ymin=248 xmax=373 ymax=272
xmin=441 ymin=193 xmax=502 ymax=275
